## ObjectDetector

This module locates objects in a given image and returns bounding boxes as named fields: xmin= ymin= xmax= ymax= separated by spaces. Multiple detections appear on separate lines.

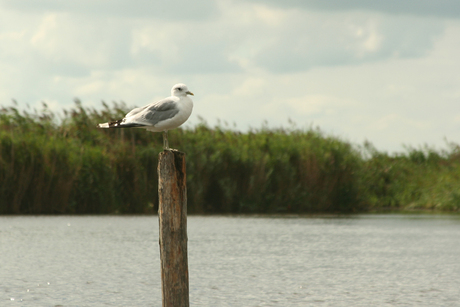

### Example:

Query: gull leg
xmin=163 ymin=130 xmax=169 ymax=150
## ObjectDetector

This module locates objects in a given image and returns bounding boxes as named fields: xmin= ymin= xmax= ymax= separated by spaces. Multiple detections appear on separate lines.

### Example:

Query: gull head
xmin=171 ymin=83 xmax=194 ymax=97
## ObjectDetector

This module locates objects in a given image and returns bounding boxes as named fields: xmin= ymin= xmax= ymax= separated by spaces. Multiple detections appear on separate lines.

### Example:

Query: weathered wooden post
xmin=157 ymin=150 xmax=189 ymax=307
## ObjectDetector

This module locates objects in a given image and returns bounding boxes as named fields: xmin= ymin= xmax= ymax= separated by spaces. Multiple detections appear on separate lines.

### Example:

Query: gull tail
xmin=97 ymin=122 xmax=110 ymax=128
xmin=97 ymin=119 xmax=146 ymax=129
xmin=97 ymin=119 xmax=124 ymax=129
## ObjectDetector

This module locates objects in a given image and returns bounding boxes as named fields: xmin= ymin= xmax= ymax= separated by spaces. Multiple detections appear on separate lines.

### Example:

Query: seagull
xmin=97 ymin=83 xmax=194 ymax=150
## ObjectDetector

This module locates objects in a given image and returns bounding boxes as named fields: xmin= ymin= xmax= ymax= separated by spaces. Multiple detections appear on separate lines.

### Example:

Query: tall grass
xmin=182 ymin=124 xmax=363 ymax=213
xmin=360 ymin=142 xmax=460 ymax=212
xmin=1 ymin=101 xmax=460 ymax=214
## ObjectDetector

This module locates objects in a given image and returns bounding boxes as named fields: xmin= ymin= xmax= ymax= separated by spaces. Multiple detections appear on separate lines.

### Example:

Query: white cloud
xmin=251 ymin=10 xmax=444 ymax=72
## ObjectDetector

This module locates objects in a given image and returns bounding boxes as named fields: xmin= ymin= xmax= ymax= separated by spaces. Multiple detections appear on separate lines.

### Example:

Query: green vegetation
xmin=1 ymin=101 xmax=460 ymax=214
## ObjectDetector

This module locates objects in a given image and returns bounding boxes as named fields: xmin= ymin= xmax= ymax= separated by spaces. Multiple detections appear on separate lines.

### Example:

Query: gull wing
xmin=125 ymin=106 xmax=147 ymax=118
xmin=125 ymin=98 xmax=179 ymax=127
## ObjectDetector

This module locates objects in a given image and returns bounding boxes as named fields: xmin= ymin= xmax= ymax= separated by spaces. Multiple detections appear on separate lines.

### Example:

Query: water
xmin=1 ymin=215 xmax=460 ymax=306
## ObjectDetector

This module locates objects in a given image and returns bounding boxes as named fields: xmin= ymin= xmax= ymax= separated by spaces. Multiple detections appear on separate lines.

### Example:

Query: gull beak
xmin=186 ymin=91 xmax=194 ymax=96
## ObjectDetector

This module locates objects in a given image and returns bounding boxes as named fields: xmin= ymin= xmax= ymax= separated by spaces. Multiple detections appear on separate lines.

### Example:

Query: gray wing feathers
xmin=126 ymin=99 xmax=179 ymax=126
xmin=125 ymin=106 xmax=147 ymax=118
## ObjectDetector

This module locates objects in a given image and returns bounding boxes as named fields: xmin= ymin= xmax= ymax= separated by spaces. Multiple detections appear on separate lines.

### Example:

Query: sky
xmin=1 ymin=0 xmax=460 ymax=153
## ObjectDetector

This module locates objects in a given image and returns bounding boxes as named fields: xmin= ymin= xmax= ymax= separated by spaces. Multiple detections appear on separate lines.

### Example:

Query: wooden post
xmin=158 ymin=150 xmax=189 ymax=307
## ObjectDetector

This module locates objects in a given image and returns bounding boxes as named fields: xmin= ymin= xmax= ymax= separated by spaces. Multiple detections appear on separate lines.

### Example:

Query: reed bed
xmin=1 ymin=101 xmax=459 ymax=214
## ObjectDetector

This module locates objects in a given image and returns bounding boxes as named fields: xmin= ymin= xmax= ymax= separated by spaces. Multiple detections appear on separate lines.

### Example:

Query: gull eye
xmin=177 ymin=87 xmax=182 ymax=91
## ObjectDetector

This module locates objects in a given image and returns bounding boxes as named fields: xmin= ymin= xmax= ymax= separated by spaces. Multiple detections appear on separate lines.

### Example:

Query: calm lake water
xmin=1 ymin=215 xmax=460 ymax=306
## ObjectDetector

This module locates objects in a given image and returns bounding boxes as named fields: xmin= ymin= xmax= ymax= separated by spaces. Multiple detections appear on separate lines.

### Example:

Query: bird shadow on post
xmin=157 ymin=149 xmax=189 ymax=307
